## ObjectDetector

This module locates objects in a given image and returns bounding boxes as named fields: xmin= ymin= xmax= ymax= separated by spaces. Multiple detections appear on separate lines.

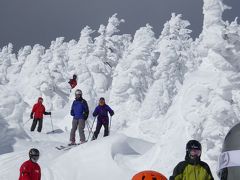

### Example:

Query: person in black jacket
xmin=169 ymin=140 xmax=214 ymax=180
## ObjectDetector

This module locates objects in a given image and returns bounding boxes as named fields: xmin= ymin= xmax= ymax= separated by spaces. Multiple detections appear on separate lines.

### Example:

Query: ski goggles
xmin=189 ymin=149 xmax=201 ymax=157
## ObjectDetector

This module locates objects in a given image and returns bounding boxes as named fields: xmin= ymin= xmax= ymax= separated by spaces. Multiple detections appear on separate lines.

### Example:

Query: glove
xmin=30 ymin=112 xmax=33 ymax=119
xmin=48 ymin=112 xmax=52 ymax=115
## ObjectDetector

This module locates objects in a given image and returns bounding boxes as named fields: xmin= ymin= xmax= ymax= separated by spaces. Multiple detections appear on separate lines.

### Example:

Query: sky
xmin=0 ymin=0 xmax=239 ymax=51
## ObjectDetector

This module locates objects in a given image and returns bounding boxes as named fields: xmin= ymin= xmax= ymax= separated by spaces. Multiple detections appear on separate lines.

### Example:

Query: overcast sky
xmin=0 ymin=0 xmax=239 ymax=51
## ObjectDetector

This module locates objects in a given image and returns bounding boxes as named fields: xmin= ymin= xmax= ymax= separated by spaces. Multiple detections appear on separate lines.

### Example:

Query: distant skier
xmin=169 ymin=140 xmax=214 ymax=180
xmin=30 ymin=97 xmax=51 ymax=132
xmin=68 ymin=74 xmax=77 ymax=89
xmin=69 ymin=89 xmax=89 ymax=145
xmin=92 ymin=97 xmax=114 ymax=140
xmin=19 ymin=148 xmax=41 ymax=180
xmin=132 ymin=170 xmax=167 ymax=180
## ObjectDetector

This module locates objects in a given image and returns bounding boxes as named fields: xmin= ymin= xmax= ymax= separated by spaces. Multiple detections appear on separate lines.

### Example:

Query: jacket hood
xmin=38 ymin=97 xmax=43 ymax=103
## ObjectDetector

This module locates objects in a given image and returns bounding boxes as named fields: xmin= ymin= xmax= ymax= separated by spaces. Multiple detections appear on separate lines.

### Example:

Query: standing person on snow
xmin=68 ymin=74 xmax=77 ymax=89
xmin=69 ymin=89 xmax=89 ymax=145
xmin=92 ymin=97 xmax=114 ymax=140
xmin=30 ymin=97 xmax=51 ymax=132
xmin=19 ymin=148 xmax=41 ymax=180
xmin=169 ymin=140 xmax=214 ymax=180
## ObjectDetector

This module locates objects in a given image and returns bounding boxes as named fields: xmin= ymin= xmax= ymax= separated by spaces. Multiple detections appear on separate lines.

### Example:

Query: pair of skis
xmin=55 ymin=143 xmax=81 ymax=151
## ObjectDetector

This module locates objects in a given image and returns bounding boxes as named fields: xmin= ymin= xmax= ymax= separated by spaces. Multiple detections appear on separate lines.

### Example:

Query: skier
xmin=69 ymin=89 xmax=89 ymax=145
xmin=132 ymin=170 xmax=167 ymax=180
xmin=92 ymin=97 xmax=114 ymax=140
xmin=169 ymin=140 xmax=214 ymax=180
xmin=19 ymin=148 xmax=41 ymax=180
xmin=218 ymin=123 xmax=240 ymax=180
xmin=30 ymin=97 xmax=51 ymax=132
xmin=68 ymin=74 xmax=77 ymax=89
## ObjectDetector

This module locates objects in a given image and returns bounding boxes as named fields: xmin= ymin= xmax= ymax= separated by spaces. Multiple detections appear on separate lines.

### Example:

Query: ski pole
xmin=86 ymin=120 xmax=91 ymax=133
xmin=87 ymin=117 xmax=96 ymax=141
xmin=109 ymin=116 xmax=112 ymax=135
xmin=23 ymin=118 xmax=31 ymax=127
xmin=50 ymin=115 xmax=55 ymax=133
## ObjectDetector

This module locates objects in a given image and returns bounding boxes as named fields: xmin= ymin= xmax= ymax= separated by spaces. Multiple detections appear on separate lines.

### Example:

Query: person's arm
xmin=83 ymin=100 xmax=89 ymax=120
xmin=43 ymin=106 xmax=51 ymax=115
xmin=92 ymin=106 xmax=99 ymax=117
xmin=70 ymin=101 xmax=75 ymax=116
xmin=169 ymin=161 xmax=187 ymax=180
xmin=106 ymin=105 xmax=114 ymax=116
xmin=19 ymin=164 xmax=31 ymax=180
xmin=201 ymin=162 xmax=214 ymax=180
xmin=30 ymin=104 xmax=36 ymax=119
xmin=44 ymin=112 xmax=51 ymax=115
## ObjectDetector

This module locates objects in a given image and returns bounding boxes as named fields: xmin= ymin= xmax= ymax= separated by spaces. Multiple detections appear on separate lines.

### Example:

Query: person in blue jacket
xmin=92 ymin=97 xmax=114 ymax=140
xmin=69 ymin=89 xmax=89 ymax=145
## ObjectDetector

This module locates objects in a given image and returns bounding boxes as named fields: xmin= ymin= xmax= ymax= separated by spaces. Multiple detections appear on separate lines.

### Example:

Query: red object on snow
xmin=31 ymin=98 xmax=46 ymax=119
xmin=19 ymin=160 xmax=41 ymax=180
xmin=68 ymin=79 xmax=77 ymax=89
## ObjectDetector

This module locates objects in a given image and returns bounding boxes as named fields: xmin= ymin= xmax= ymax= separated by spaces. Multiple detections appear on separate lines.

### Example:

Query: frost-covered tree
xmin=110 ymin=24 xmax=156 ymax=125
xmin=140 ymin=14 xmax=193 ymax=118
xmin=0 ymin=43 xmax=16 ymax=84
xmin=68 ymin=26 xmax=95 ymax=71
xmin=88 ymin=14 xmax=128 ymax=94
xmin=200 ymin=0 xmax=231 ymax=50
xmin=17 ymin=44 xmax=45 ymax=105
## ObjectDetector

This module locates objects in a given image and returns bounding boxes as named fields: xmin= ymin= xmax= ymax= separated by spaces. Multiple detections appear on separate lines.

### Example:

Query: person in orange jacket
xmin=19 ymin=148 xmax=41 ymax=180
xmin=30 ymin=97 xmax=51 ymax=132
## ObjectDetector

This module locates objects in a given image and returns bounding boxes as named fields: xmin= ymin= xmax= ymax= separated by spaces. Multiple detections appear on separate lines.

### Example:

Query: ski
xmin=55 ymin=143 xmax=81 ymax=151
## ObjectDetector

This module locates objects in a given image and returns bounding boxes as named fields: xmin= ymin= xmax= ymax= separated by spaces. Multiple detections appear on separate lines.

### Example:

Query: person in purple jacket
xmin=92 ymin=97 xmax=114 ymax=140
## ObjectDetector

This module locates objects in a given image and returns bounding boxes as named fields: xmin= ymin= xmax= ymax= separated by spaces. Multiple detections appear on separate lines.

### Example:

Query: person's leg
xmin=92 ymin=120 xmax=102 ymax=140
xmin=78 ymin=119 xmax=86 ymax=143
xmin=37 ymin=119 xmax=43 ymax=132
xmin=30 ymin=119 xmax=37 ymax=131
xmin=103 ymin=119 xmax=109 ymax=137
xmin=70 ymin=119 xmax=78 ymax=143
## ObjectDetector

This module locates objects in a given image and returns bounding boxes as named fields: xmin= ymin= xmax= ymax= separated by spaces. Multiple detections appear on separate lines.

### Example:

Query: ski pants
xmin=70 ymin=119 xmax=86 ymax=142
xmin=93 ymin=119 xmax=109 ymax=140
xmin=30 ymin=119 xmax=43 ymax=132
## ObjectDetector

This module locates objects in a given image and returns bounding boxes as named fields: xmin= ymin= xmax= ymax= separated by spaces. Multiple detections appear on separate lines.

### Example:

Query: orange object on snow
xmin=132 ymin=170 xmax=167 ymax=180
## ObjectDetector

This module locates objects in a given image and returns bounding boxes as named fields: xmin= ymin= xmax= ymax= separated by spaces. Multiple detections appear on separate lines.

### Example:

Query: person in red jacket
xmin=30 ymin=97 xmax=51 ymax=132
xmin=19 ymin=148 xmax=41 ymax=180
xmin=68 ymin=74 xmax=77 ymax=89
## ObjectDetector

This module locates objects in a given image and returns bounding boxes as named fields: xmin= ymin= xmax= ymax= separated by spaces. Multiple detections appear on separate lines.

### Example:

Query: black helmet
xmin=185 ymin=140 xmax=202 ymax=162
xmin=186 ymin=140 xmax=202 ymax=152
xmin=29 ymin=148 xmax=40 ymax=162
xmin=218 ymin=123 xmax=240 ymax=180
xmin=73 ymin=74 xmax=77 ymax=79
xmin=75 ymin=89 xmax=82 ymax=96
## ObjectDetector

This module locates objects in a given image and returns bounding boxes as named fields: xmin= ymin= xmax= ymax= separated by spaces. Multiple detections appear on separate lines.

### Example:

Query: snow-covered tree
xmin=140 ymin=14 xmax=193 ymax=118
xmin=68 ymin=26 xmax=95 ymax=71
xmin=110 ymin=24 xmax=156 ymax=128
xmin=88 ymin=14 xmax=128 ymax=95
xmin=0 ymin=43 xmax=16 ymax=84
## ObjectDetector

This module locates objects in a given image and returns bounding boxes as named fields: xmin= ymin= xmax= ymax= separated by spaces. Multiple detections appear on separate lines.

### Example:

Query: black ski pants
xmin=31 ymin=118 xmax=43 ymax=132
xmin=93 ymin=119 xmax=109 ymax=140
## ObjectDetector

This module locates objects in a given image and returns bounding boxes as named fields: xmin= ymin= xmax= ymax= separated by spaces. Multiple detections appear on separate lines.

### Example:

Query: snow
xmin=1 ymin=0 xmax=240 ymax=179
